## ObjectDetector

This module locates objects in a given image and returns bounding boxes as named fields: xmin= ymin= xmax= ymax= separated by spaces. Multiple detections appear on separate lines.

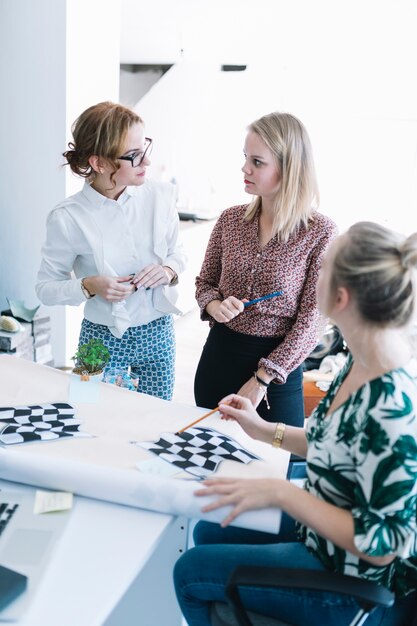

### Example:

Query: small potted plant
xmin=72 ymin=339 xmax=110 ymax=381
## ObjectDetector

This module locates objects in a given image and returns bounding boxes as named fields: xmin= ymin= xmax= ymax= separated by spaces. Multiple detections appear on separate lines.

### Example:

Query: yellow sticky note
xmin=34 ymin=490 xmax=73 ymax=514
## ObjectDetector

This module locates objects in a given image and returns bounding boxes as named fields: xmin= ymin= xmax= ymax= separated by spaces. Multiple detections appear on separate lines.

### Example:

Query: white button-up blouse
xmin=36 ymin=180 xmax=187 ymax=336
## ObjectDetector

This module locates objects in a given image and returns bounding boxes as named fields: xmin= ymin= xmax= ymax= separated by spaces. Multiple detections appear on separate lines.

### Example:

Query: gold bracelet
xmin=272 ymin=422 xmax=286 ymax=448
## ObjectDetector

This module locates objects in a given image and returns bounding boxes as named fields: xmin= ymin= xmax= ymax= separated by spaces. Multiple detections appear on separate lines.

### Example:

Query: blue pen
xmin=243 ymin=290 xmax=284 ymax=308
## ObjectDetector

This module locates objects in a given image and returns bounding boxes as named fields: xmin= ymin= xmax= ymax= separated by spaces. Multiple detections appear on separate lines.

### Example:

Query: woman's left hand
xmin=131 ymin=264 xmax=172 ymax=289
xmin=195 ymin=477 xmax=282 ymax=527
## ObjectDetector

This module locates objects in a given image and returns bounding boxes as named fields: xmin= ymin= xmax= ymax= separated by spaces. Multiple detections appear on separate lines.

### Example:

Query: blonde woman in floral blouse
xmin=194 ymin=111 xmax=337 ymax=425
xmin=175 ymin=221 xmax=417 ymax=626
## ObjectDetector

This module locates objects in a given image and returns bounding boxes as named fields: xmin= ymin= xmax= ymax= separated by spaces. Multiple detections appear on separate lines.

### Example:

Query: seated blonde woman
xmin=174 ymin=221 xmax=417 ymax=626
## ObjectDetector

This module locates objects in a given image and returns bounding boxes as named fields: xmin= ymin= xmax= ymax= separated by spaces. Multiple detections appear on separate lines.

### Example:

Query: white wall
xmin=63 ymin=0 xmax=121 ymax=364
xmin=121 ymin=0 xmax=417 ymax=235
xmin=0 ymin=0 xmax=120 ymax=367
xmin=1 ymin=0 xmax=416 ymax=366
xmin=0 ymin=0 xmax=67 ymax=314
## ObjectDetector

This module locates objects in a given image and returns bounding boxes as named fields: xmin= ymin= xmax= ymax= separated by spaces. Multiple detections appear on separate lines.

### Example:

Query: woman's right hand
xmin=218 ymin=394 xmax=275 ymax=444
xmin=206 ymin=297 xmax=245 ymax=323
xmin=82 ymin=275 xmax=136 ymax=302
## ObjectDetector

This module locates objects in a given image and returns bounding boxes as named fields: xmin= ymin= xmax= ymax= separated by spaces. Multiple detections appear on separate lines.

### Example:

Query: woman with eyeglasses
xmin=36 ymin=101 xmax=186 ymax=400
xmin=194 ymin=111 xmax=337 ymax=426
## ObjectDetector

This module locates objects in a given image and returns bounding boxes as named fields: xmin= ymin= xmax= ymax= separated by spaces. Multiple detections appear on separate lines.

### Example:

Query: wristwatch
xmin=81 ymin=278 xmax=95 ymax=299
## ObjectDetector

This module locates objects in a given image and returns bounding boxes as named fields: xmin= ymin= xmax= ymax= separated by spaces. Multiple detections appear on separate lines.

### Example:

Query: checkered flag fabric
xmin=0 ymin=403 xmax=75 ymax=423
xmin=137 ymin=427 xmax=260 ymax=478
xmin=0 ymin=403 xmax=91 ymax=445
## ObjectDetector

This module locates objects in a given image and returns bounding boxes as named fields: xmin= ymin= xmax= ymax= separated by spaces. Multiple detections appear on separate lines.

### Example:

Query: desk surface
xmin=0 ymin=479 xmax=179 ymax=626
xmin=0 ymin=355 xmax=288 ymax=531
xmin=0 ymin=355 xmax=289 ymax=625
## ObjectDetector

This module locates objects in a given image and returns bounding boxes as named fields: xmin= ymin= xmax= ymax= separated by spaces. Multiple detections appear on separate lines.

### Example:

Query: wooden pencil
xmin=175 ymin=406 xmax=220 ymax=435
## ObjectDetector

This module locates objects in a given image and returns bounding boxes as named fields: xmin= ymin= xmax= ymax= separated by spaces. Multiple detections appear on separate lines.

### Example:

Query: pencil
xmin=175 ymin=406 xmax=221 ymax=435
xmin=243 ymin=290 xmax=284 ymax=308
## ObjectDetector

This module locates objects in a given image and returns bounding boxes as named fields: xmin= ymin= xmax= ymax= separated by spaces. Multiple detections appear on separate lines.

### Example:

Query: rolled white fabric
xmin=0 ymin=448 xmax=282 ymax=534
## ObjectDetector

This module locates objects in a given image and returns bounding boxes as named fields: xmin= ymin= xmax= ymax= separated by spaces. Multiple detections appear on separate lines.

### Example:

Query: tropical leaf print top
xmin=300 ymin=354 xmax=417 ymax=597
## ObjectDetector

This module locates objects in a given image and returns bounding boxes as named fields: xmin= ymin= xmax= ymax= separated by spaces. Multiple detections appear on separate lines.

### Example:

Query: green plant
xmin=72 ymin=339 xmax=110 ymax=374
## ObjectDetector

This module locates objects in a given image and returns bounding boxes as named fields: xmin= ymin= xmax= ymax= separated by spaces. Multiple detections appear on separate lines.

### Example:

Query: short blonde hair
xmin=332 ymin=221 xmax=417 ymax=327
xmin=63 ymin=101 xmax=143 ymax=188
xmin=244 ymin=112 xmax=319 ymax=241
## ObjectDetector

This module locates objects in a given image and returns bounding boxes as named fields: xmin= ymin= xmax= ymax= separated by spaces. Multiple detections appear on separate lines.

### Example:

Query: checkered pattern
xmin=79 ymin=315 xmax=175 ymax=400
xmin=0 ymin=403 xmax=90 ymax=445
xmin=137 ymin=427 xmax=260 ymax=478
xmin=0 ymin=403 xmax=74 ymax=422
xmin=0 ymin=502 xmax=19 ymax=537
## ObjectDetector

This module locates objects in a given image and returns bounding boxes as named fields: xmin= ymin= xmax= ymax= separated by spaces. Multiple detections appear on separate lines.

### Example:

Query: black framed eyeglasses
xmin=118 ymin=137 xmax=153 ymax=167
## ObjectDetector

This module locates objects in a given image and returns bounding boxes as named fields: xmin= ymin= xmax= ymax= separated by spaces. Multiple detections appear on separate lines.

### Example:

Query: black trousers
xmin=194 ymin=323 xmax=304 ymax=426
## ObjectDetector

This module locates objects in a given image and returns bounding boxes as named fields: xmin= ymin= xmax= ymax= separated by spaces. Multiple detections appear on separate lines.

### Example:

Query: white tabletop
xmin=0 ymin=355 xmax=289 ymax=624
xmin=0 ymin=479 xmax=182 ymax=626
xmin=0 ymin=356 xmax=288 ymax=532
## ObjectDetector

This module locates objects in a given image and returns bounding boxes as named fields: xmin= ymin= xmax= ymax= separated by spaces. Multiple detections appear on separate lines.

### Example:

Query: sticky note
xmin=34 ymin=490 xmax=73 ymax=514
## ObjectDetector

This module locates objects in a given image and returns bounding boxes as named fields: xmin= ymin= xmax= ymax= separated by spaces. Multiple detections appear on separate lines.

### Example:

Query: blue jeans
xmin=173 ymin=519 xmax=416 ymax=626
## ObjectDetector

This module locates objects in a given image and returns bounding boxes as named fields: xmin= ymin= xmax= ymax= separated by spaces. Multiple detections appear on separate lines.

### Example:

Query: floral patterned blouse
xmin=300 ymin=354 xmax=417 ymax=597
xmin=195 ymin=205 xmax=337 ymax=383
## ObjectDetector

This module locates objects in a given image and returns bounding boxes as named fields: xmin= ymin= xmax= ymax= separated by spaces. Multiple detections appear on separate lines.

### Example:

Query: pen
xmin=243 ymin=290 xmax=284 ymax=308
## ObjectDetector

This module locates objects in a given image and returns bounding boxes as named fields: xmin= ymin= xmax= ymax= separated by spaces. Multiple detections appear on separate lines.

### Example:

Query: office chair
xmin=210 ymin=566 xmax=396 ymax=626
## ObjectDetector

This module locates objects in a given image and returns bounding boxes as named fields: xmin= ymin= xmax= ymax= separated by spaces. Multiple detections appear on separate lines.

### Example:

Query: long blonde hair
xmin=244 ymin=112 xmax=319 ymax=242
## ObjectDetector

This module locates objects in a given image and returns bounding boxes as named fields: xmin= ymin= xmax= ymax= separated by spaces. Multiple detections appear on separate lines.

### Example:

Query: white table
xmin=0 ymin=356 xmax=289 ymax=625
xmin=0 ymin=478 xmax=187 ymax=626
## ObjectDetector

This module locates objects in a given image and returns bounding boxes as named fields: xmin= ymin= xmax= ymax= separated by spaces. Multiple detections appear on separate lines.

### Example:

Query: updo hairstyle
xmin=62 ymin=101 xmax=143 ymax=187
xmin=331 ymin=221 xmax=417 ymax=327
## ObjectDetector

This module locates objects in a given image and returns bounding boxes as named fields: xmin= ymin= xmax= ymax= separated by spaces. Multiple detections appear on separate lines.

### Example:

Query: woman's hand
xmin=218 ymin=394 xmax=275 ymax=443
xmin=131 ymin=264 xmax=172 ymax=289
xmin=235 ymin=375 xmax=268 ymax=409
xmin=82 ymin=275 xmax=135 ymax=302
xmin=195 ymin=477 xmax=282 ymax=527
xmin=206 ymin=297 xmax=245 ymax=323
xmin=219 ymin=393 xmax=308 ymax=456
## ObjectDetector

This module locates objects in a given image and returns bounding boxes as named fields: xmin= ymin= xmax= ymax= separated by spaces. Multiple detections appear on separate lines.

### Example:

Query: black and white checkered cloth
xmin=0 ymin=501 xmax=19 ymax=537
xmin=0 ymin=403 xmax=90 ymax=445
xmin=137 ymin=427 xmax=260 ymax=478
xmin=0 ymin=403 xmax=75 ymax=422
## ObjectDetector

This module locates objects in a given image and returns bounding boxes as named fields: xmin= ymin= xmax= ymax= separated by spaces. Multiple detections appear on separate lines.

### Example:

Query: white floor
xmin=172 ymin=307 xmax=209 ymax=406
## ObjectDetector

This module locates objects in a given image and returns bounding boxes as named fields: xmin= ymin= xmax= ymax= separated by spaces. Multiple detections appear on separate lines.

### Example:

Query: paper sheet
xmin=136 ymin=457 xmax=179 ymax=477
xmin=68 ymin=374 xmax=101 ymax=403
xmin=0 ymin=448 xmax=281 ymax=533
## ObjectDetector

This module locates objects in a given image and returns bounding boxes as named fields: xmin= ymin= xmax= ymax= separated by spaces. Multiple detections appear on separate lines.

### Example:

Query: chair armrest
xmin=226 ymin=566 xmax=395 ymax=626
